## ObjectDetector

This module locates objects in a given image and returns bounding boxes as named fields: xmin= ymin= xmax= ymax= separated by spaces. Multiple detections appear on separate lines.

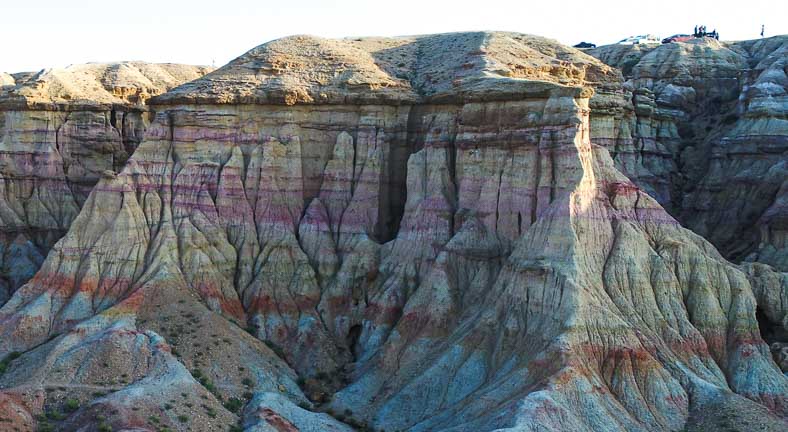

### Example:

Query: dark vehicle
xmin=692 ymin=25 xmax=720 ymax=40
xmin=662 ymin=34 xmax=693 ymax=44
xmin=573 ymin=42 xmax=596 ymax=49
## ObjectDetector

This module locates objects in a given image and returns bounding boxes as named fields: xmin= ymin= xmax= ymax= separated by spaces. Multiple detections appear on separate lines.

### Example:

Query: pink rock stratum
xmin=0 ymin=62 xmax=212 ymax=305
xmin=0 ymin=32 xmax=786 ymax=432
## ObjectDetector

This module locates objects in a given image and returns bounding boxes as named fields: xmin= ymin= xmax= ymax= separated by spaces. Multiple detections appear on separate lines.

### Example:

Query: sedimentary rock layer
xmin=0 ymin=62 xmax=212 ymax=304
xmin=0 ymin=32 xmax=785 ymax=432
xmin=589 ymin=35 xmax=788 ymax=376
xmin=588 ymin=36 xmax=788 ymax=271
xmin=687 ymin=37 xmax=788 ymax=270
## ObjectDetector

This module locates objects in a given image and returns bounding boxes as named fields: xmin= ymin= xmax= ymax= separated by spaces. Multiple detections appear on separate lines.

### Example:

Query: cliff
xmin=588 ymin=36 xmax=788 ymax=272
xmin=0 ymin=62 xmax=212 ymax=305
xmin=0 ymin=33 xmax=785 ymax=432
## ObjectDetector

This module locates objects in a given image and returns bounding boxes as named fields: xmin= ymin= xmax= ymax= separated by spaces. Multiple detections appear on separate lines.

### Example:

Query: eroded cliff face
xmin=588 ymin=38 xmax=746 ymax=210
xmin=588 ymin=36 xmax=788 ymax=271
xmin=687 ymin=37 xmax=788 ymax=270
xmin=0 ymin=32 xmax=786 ymax=432
xmin=589 ymin=36 xmax=788 ymax=381
xmin=0 ymin=62 xmax=212 ymax=304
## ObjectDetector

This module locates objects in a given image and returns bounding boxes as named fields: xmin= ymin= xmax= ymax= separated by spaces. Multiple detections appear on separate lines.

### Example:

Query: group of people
xmin=694 ymin=25 xmax=719 ymax=40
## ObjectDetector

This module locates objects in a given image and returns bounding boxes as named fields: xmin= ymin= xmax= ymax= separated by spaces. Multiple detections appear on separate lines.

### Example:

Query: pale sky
xmin=1 ymin=0 xmax=785 ymax=72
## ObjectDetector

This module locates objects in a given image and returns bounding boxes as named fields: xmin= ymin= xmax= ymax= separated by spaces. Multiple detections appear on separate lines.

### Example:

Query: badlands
xmin=0 ymin=31 xmax=785 ymax=432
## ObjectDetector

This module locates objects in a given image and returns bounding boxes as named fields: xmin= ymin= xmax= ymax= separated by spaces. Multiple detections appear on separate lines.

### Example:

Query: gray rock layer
xmin=0 ymin=33 xmax=785 ymax=432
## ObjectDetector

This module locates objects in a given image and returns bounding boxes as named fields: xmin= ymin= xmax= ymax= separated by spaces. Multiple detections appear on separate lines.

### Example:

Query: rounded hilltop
xmin=153 ymin=31 xmax=620 ymax=106
xmin=0 ymin=72 xmax=15 ymax=87
xmin=0 ymin=62 xmax=214 ymax=110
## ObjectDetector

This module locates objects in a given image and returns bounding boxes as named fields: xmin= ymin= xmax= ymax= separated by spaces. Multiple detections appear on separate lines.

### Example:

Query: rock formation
xmin=688 ymin=36 xmax=788 ymax=271
xmin=0 ymin=62 xmax=212 ymax=304
xmin=588 ymin=36 xmax=788 ymax=272
xmin=0 ymin=32 xmax=786 ymax=432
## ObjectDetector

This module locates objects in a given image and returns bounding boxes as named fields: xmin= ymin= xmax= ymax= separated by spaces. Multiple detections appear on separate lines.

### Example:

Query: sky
xmin=1 ymin=0 xmax=786 ymax=72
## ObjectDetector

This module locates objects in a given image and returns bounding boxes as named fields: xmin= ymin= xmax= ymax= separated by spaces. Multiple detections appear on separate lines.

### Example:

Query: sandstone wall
xmin=0 ymin=63 xmax=211 ymax=304
xmin=685 ymin=36 xmax=788 ymax=269
xmin=0 ymin=33 xmax=785 ymax=432
xmin=589 ymin=36 xmax=788 ymax=271
xmin=0 ymin=108 xmax=150 ymax=304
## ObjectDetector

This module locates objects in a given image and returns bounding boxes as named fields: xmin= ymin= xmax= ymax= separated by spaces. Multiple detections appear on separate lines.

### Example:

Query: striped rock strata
xmin=588 ymin=38 xmax=788 ymax=369
xmin=587 ymin=38 xmax=745 ymax=212
xmin=0 ymin=62 xmax=212 ymax=305
xmin=0 ymin=32 xmax=786 ymax=432
xmin=588 ymin=36 xmax=788 ymax=271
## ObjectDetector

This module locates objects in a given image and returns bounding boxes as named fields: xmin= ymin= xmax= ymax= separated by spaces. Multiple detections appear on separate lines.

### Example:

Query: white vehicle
xmin=617 ymin=34 xmax=662 ymax=45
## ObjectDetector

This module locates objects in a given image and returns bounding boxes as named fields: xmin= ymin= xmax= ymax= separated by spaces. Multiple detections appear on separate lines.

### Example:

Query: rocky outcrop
xmin=588 ymin=38 xmax=746 ymax=210
xmin=589 ymin=36 xmax=788 ymax=376
xmin=745 ymin=262 xmax=788 ymax=371
xmin=590 ymin=35 xmax=788 ymax=385
xmin=243 ymin=393 xmax=353 ymax=431
xmin=588 ymin=36 xmax=788 ymax=271
xmin=0 ymin=62 xmax=212 ymax=304
xmin=0 ymin=32 xmax=786 ymax=432
xmin=686 ymin=36 xmax=788 ymax=269
xmin=0 ymin=73 xmax=15 ymax=88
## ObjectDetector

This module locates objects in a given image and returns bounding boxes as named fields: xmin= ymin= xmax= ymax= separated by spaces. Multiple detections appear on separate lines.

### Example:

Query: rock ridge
xmin=0 ymin=33 xmax=785 ymax=432
xmin=153 ymin=32 xmax=615 ymax=106
xmin=588 ymin=36 xmax=788 ymax=271
xmin=0 ymin=62 xmax=212 ymax=304
xmin=1 ymin=62 xmax=213 ymax=110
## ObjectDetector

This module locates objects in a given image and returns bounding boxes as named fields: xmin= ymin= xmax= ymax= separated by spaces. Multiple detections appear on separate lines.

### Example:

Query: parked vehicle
xmin=692 ymin=25 xmax=720 ymax=40
xmin=662 ymin=34 xmax=693 ymax=43
xmin=617 ymin=35 xmax=661 ymax=45
xmin=573 ymin=41 xmax=597 ymax=49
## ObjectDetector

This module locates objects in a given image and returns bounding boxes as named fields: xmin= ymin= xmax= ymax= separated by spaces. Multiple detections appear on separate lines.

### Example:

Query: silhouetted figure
xmin=694 ymin=25 xmax=698 ymax=36
xmin=761 ymin=25 xmax=765 ymax=37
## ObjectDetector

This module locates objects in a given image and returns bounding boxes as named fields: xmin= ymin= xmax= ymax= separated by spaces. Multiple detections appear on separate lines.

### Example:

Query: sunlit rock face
xmin=0 ymin=62 xmax=212 ymax=303
xmin=588 ymin=36 xmax=788 ymax=271
xmin=0 ymin=33 xmax=786 ymax=432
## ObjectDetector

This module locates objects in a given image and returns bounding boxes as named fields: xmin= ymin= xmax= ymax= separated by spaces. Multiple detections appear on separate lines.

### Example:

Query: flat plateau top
xmin=0 ymin=62 xmax=213 ymax=110
xmin=153 ymin=31 xmax=617 ymax=106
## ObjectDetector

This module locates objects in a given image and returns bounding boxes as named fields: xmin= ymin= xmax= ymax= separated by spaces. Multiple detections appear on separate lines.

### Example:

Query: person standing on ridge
xmin=761 ymin=25 xmax=765 ymax=37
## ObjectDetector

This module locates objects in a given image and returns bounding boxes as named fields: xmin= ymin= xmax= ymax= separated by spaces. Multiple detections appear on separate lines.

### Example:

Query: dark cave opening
xmin=347 ymin=324 xmax=362 ymax=362
xmin=373 ymin=130 xmax=414 ymax=244
xmin=756 ymin=306 xmax=780 ymax=344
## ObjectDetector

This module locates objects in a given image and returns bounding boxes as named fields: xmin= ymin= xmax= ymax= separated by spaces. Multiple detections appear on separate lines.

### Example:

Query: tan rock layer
xmin=588 ymin=36 xmax=788 ymax=271
xmin=0 ymin=33 xmax=785 ymax=432
xmin=0 ymin=63 xmax=212 ymax=304
xmin=153 ymin=32 xmax=615 ymax=106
